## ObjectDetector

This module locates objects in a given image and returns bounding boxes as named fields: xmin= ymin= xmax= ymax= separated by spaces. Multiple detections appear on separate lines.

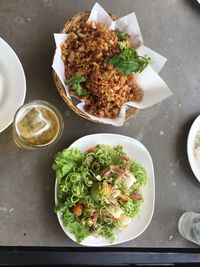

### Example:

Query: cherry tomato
xmin=71 ymin=204 xmax=83 ymax=217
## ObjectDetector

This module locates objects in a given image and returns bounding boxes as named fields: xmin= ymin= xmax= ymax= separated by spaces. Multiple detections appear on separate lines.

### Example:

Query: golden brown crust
xmin=52 ymin=11 xmax=139 ymax=123
xmin=61 ymin=21 xmax=142 ymax=118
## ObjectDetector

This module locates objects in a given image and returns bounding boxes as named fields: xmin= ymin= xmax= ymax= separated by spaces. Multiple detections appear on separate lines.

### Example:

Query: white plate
xmin=0 ymin=38 xmax=26 ymax=133
xmin=187 ymin=115 xmax=200 ymax=182
xmin=55 ymin=133 xmax=155 ymax=246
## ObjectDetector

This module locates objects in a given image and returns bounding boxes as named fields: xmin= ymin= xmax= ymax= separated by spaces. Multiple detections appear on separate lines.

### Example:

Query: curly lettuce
xmin=53 ymin=148 xmax=84 ymax=181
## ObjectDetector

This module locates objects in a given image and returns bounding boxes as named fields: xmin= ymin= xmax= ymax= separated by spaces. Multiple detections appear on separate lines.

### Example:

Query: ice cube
xmin=18 ymin=107 xmax=51 ymax=139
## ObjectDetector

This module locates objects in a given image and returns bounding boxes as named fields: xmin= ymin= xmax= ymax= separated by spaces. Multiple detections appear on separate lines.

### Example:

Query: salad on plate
xmin=53 ymin=144 xmax=147 ymax=243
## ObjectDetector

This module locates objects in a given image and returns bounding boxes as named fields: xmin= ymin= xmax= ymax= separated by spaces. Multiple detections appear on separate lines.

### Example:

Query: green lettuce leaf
xmin=52 ymin=148 xmax=84 ymax=180
xmin=61 ymin=207 xmax=90 ymax=243
xmin=129 ymin=160 xmax=147 ymax=191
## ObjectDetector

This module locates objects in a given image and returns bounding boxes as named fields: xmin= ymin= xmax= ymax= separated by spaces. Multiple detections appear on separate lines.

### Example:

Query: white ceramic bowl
xmin=0 ymin=38 xmax=26 ymax=133
xmin=55 ymin=133 xmax=155 ymax=246
xmin=187 ymin=115 xmax=200 ymax=182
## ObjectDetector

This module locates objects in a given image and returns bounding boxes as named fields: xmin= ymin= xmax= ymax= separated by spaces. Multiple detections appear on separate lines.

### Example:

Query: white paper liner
xmin=52 ymin=2 xmax=172 ymax=126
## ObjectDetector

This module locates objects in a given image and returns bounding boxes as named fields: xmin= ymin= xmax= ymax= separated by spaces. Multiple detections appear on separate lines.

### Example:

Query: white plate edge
xmin=187 ymin=115 xmax=200 ymax=182
xmin=0 ymin=37 xmax=26 ymax=133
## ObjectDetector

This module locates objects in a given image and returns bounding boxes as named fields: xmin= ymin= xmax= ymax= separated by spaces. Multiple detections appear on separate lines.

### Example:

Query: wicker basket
xmin=52 ymin=11 xmax=138 ymax=124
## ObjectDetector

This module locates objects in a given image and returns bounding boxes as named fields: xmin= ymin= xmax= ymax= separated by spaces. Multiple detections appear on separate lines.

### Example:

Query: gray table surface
xmin=0 ymin=0 xmax=200 ymax=248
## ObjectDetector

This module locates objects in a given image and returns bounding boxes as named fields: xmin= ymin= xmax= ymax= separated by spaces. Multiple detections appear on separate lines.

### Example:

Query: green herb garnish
xmin=115 ymin=28 xmax=130 ymax=41
xmin=118 ymin=41 xmax=129 ymax=50
xmin=66 ymin=76 xmax=89 ymax=96
xmin=108 ymin=46 xmax=152 ymax=76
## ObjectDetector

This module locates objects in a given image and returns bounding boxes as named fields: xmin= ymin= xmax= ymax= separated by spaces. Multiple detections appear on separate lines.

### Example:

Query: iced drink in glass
xmin=13 ymin=100 xmax=64 ymax=150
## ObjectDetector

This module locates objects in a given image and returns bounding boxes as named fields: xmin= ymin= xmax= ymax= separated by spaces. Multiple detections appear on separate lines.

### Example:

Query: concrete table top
xmin=0 ymin=0 xmax=200 ymax=247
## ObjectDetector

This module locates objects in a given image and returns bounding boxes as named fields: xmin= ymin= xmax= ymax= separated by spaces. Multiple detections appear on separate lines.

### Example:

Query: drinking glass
xmin=178 ymin=211 xmax=200 ymax=245
xmin=13 ymin=100 xmax=64 ymax=150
